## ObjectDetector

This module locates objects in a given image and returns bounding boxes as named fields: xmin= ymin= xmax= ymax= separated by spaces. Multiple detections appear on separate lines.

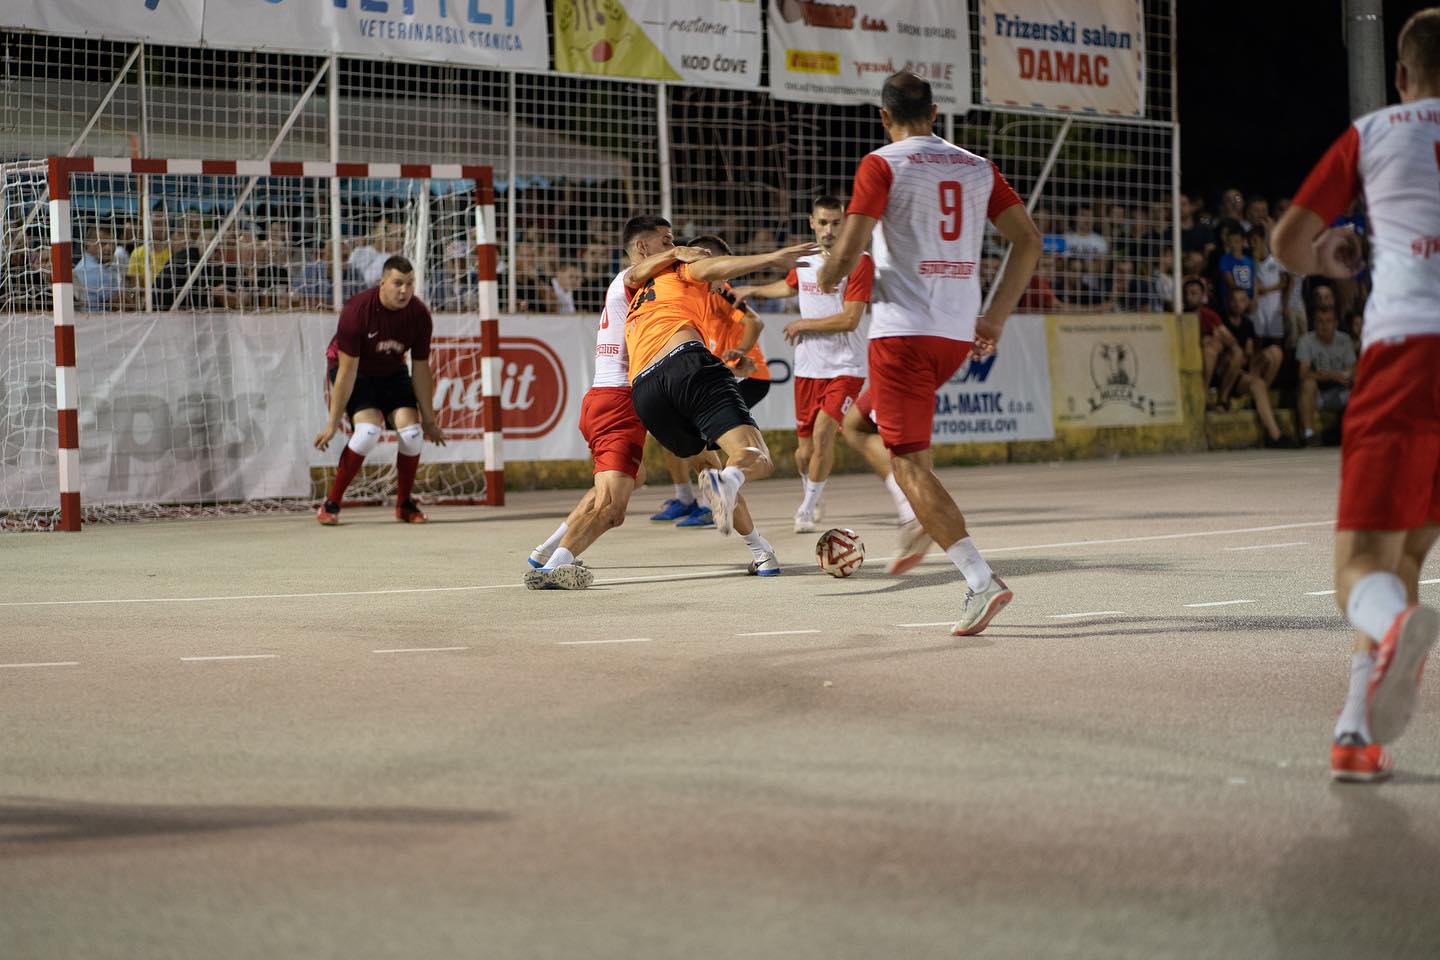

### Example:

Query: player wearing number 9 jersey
xmin=818 ymin=71 xmax=1042 ymax=637
xmin=1272 ymin=8 xmax=1440 ymax=782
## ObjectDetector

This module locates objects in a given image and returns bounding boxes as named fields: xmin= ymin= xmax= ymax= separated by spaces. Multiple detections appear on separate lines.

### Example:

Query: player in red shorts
xmin=1273 ymin=8 xmax=1440 ymax=782
xmin=817 ymin=72 xmax=1041 ymax=636
xmin=734 ymin=195 xmax=871 ymax=534
xmin=525 ymin=215 xmax=706 ymax=589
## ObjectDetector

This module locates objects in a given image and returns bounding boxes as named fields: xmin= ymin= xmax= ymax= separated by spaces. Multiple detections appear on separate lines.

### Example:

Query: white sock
xmin=1346 ymin=572 xmax=1408 ymax=641
xmin=741 ymin=528 xmax=772 ymax=562
xmin=886 ymin=473 xmax=916 ymax=525
xmin=549 ymin=547 xmax=576 ymax=568
xmin=536 ymin=521 xmax=567 ymax=555
xmin=1334 ymin=650 xmax=1375 ymax=741
xmin=721 ymin=465 xmax=746 ymax=489
xmin=799 ymin=479 xmax=826 ymax=515
xmin=945 ymin=536 xmax=993 ymax=592
xmin=674 ymin=483 xmax=694 ymax=505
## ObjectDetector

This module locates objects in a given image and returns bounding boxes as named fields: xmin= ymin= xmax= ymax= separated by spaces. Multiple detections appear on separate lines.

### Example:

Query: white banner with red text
xmin=978 ymin=0 xmax=1145 ymax=118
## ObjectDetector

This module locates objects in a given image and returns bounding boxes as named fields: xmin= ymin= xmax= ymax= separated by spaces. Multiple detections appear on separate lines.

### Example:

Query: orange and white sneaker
xmin=396 ymin=498 xmax=428 ymax=524
xmin=1367 ymin=604 xmax=1439 ymax=745
xmin=887 ymin=519 xmax=932 ymax=576
xmin=316 ymin=500 xmax=340 ymax=525
xmin=951 ymin=574 xmax=1014 ymax=636
xmin=1330 ymin=732 xmax=1395 ymax=783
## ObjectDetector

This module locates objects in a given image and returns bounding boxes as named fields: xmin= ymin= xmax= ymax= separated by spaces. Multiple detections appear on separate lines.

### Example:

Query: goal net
xmin=1 ymin=157 xmax=502 ymax=532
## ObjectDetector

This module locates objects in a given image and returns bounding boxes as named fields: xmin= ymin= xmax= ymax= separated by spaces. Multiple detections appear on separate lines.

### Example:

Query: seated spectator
xmin=1151 ymin=246 xmax=1176 ymax=313
xmin=1107 ymin=258 xmax=1153 ymax=312
xmin=347 ymin=218 xmax=399 ymax=290
xmin=1181 ymin=193 xmax=1216 ymax=259
xmin=1296 ymin=299 xmax=1357 ymax=446
xmin=1216 ymin=220 xmax=1255 ymax=307
xmin=1246 ymin=223 xmax=1292 ymax=411
xmin=1184 ymin=278 xmax=1226 ymax=406
xmin=74 ymin=228 xmax=126 ymax=311
xmin=1343 ymin=308 xmax=1363 ymax=342
xmin=1217 ymin=288 xmax=1257 ymax=411
xmin=1064 ymin=204 xmax=1108 ymax=257
xmin=547 ymin=263 xmax=583 ymax=313
xmin=128 ymin=210 xmax=174 ymax=301
xmin=1181 ymin=250 xmax=1207 ymax=283
xmin=291 ymin=240 xmax=335 ymax=309
xmin=1101 ymin=203 xmax=1136 ymax=259
xmin=1020 ymin=253 xmax=1114 ymax=314
xmin=1056 ymin=255 xmax=1107 ymax=306
xmin=428 ymin=240 xmax=477 ymax=311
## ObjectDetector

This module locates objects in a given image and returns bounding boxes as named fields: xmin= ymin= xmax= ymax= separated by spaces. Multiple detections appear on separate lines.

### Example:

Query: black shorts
xmin=631 ymin=341 xmax=757 ymax=458
xmin=738 ymin=377 xmax=770 ymax=409
xmin=328 ymin=367 xmax=418 ymax=423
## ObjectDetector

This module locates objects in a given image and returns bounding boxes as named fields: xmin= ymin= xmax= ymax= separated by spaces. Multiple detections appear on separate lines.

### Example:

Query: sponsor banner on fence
xmin=0 ymin=0 xmax=205 ymax=44
xmin=932 ymin=314 xmax=1053 ymax=443
xmin=766 ymin=0 xmax=972 ymax=109
xmin=978 ymin=0 xmax=1145 ymax=117
xmin=1047 ymin=313 xmax=1180 ymax=427
xmin=201 ymin=0 xmax=546 ymax=70
xmin=553 ymin=0 xmax=761 ymax=88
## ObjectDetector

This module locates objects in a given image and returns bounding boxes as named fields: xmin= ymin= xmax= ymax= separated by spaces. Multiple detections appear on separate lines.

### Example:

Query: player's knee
xmin=396 ymin=423 xmax=424 ymax=456
xmin=347 ymin=421 xmax=383 ymax=456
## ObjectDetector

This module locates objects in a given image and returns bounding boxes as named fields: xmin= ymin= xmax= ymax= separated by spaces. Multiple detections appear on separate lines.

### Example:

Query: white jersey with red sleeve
xmin=784 ymin=252 xmax=872 ymax=378
xmin=847 ymin=134 xmax=1023 ymax=342
xmin=592 ymin=269 xmax=636 ymax=388
xmin=1292 ymin=98 xmax=1440 ymax=349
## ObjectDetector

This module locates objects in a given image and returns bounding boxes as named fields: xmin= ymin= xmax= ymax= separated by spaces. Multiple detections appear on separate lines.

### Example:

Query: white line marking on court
xmin=1223 ymin=541 xmax=1307 ymax=552
xmin=0 ymin=661 xmax=79 ymax=669
xmin=897 ymin=621 xmax=954 ymax=628
xmin=1306 ymin=590 xmax=1336 ymax=596
xmin=180 ymin=654 xmax=279 ymax=662
xmin=735 ymin=629 xmax=821 ymax=637
xmin=1424 ymin=579 xmax=1440 ymax=585
xmin=1184 ymin=599 xmax=1256 ymax=608
xmin=980 ymin=520 xmax=1332 ymax=555
xmin=1047 ymin=611 xmax=1126 ymax=619
xmin=558 ymin=637 xmax=653 ymax=646
xmin=372 ymin=646 xmax=469 ymax=655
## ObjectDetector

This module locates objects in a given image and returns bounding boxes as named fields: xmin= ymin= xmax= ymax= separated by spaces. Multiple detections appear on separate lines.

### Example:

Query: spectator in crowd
xmin=427 ymin=240 xmax=477 ymax=312
xmin=1182 ymin=249 xmax=1207 ymax=283
xmin=1184 ymin=278 xmax=1227 ymax=406
xmin=1108 ymin=258 xmax=1153 ymax=312
xmin=1064 ymin=203 xmax=1108 ymax=257
xmin=1152 ymin=245 xmax=1176 ymax=312
xmin=347 ymin=218 xmax=399 ymax=290
xmin=1219 ymin=187 xmax=1249 ymax=230
xmin=1343 ymin=307 xmax=1363 ymax=342
xmin=1136 ymin=200 xmax=1171 ymax=263
xmin=1216 ymin=287 xmax=1257 ymax=411
xmin=1181 ymin=193 xmax=1217 ymax=259
xmin=127 ymin=210 xmax=174 ymax=300
xmin=291 ymin=239 xmax=335 ymax=309
xmin=546 ymin=262 xmax=583 ymax=314
xmin=511 ymin=233 xmax=546 ymax=312
xmin=1296 ymin=297 xmax=1357 ymax=447
xmin=1101 ymin=202 xmax=1136 ymax=259
xmin=1248 ymin=221 xmax=1289 ymax=344
xmin=1056 ymin=254 xmax=1106 ymax=306
xmin=1020 ymin=253 xmax=1115 ymax=314
xmin=1217 ymin=220 xmax=1256 ymax=307
xmin=1245 ymin=195 xmax=1270 ymax=232
xmin=981 ymin=253 xmax=1002 ymax=294
xmin=74 ymin=227 xmax=125 ymax=311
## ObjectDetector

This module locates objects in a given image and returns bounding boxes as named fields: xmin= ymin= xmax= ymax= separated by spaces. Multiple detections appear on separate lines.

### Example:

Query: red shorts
xmin=579 ymin=386 xmax=647 ymax=479
xmin=794 ymin=375 xmax=865 ymax=437
xmin=1338 ymin=335 xmax=1440 ymax=530
xmin=867 ymin=335 xmax=972 ymax=455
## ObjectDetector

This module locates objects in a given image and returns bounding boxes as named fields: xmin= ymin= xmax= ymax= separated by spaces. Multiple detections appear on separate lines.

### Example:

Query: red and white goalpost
xmin=2 ymin=157 xmax=505 ymax=531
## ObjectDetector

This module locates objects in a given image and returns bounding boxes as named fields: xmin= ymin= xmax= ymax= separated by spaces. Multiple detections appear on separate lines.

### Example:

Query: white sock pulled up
xmin=945 ymin=536 xmax=993 ymax=592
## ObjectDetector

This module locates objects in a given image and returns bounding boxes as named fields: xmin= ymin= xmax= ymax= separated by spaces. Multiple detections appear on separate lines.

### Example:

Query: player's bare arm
xmin=733 ymin=278 xmax=797 ymax=305
xmin=1273 ymin=206 xmax=1363 ymax=278
xmin=624 ymin=245 xmax=710 ymax=288
xmin=783 ymin=300 xmax=864 ymax=344
xmin=724 ymin=309 xmax=764 ymax=362
xmin=409 ymin=358 xmax=447 ymax=446
xmin=974 ymin=204 xmax=1043 ymax=355
xmin=816 ymin=215 xmax=874 ymax=292
xmin=686 ymin=242 xmax=817 ymax=284
xmin=314 ymin=350 xmax=359 ymax=450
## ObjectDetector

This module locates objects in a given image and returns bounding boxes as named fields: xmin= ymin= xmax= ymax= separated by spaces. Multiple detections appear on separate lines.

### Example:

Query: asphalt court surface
xmin=4 ymin=449 xmax=1440 ymax=959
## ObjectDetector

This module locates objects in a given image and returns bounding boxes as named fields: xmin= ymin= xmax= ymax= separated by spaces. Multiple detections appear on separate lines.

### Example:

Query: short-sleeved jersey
xmin=847 ymin=133 xmax=1023 ymax=341
xmin=1218 ymin=252 xmax=1256 ymax=304
xmin=784 ymin=253 xmax=871 ymax=378
xmin=326 ymin=286 xmax=433 ymax=378
xmin=1296 ymin=330 xmax=1358 ymax=375
xmin=593 ymin=270 xmax=637 ymax=388
xmin=624 ymin=262 xmax=710 ymax=380
xmin=1293 ymin=98 xmax=1440 ymax=349
xmin=697 ymin=286 xmax=771 ymax=381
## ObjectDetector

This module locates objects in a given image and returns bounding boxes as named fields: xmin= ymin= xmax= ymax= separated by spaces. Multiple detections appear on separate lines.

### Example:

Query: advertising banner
xmin=201 ymin=0 xmax=546 ymax=70
xmin=0 ymin=0 xmax=204 ymax=44
xmin=932 ymin=314 xmax=1054 ymax=443
xmin=978 ymin=0 xmax=1146 ymax=117
xmin=766 ymin=0 xmax=972 ymax=109
xmin=1047 ymin=313 xmax=1181 ymax=427
xmin=553 ymin=0 xmax=761 ymax=88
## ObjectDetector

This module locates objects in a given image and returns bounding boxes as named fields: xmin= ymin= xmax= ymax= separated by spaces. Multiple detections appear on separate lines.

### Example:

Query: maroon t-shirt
xmin=326 ymin=287 xmax=433 ymax=378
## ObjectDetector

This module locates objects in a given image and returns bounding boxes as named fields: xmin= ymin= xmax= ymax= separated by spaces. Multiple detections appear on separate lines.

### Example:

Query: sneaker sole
xmin=1369 ymin=606 xmax=1439 ymax=744
xmin=951 ymin=588 xmax=1015 ymax=637
xmin=794 ymin=523 xmax=817 ymax=534
xmin=1330 ymin=765 xmax=1394 ymax=783
xmin=886 ymin=552 xmax=927 ymax=577
xmin=523 ymin=566 xmax=595 ymax=591
xmin=317 ymin=517 xmax=338 ymax=526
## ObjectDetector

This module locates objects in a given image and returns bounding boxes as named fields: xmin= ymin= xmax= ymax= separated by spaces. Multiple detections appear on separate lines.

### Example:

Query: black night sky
xmin=1178 ymin=0 xmax=1432 ymax=207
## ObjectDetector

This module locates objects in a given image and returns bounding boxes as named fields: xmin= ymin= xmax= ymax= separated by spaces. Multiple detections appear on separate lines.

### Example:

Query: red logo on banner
xmin=429 ymin=336 xmax=568 ymax=440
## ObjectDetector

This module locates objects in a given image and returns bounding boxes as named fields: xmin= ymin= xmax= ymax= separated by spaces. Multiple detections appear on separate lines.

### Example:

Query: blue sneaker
xmin=676 ymin=506 xmax=715 ymax=528
xmin=650 ymin=498 xmax=696 ymax=522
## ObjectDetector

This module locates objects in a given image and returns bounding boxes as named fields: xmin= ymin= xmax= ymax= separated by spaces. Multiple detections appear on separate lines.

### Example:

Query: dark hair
xmin=881 ymin=71 xmax=933 ymax=124
xmin=1182 ymin=277 xmax=1206 ymax=294
xmin=381 ymin=254 xmax=414 ymax=276
xmin=685 ymin=234 xmax=732 ymax=256
xmin=812 ymin=194 xmax=843 ymax=212
xmin=622 ymin=214 xmax=671 ymax=252
xmin=1400 ymin=8 xmax=1440 ymax=77
xmin=1218 ymin=218 xmax=1245 ymax=242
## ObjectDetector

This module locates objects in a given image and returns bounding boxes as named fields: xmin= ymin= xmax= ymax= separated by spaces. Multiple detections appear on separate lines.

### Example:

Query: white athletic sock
xmin=1334 ymin=650 xmax=1375 ymax=741
xmin=741 ymin=528 xmax=772 ymax=562
xmin=674 ymin=483 xmax=694 ymax=504
xmin=945 ymin=536 xmax=993 ymax=592
xmin=537 ymin=521 xmax=567 ymax=554
xmin=799 ymin=479 xmax=826 ymax=515
xmin=549 ymin=547 xmax=576 ymax=568
xmin=721 ymin=465 xmax=746 ymax=489
xmin=1346 ymin=572 xmax=1408 ymax=641
xmin=886 ymin=473 xmax=916 ymax=525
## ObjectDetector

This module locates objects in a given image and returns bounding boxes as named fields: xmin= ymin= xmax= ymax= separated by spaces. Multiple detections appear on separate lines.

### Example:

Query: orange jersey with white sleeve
xmin=1293 ymin=99 xmax=1440 ymax=349
xmin=847 ymin=134 xmax=1022 ymax=342
xmin=593 ymin=270 xmax=637 ymax=388
xmin=784 ymin=253 xmax=872 ymax=378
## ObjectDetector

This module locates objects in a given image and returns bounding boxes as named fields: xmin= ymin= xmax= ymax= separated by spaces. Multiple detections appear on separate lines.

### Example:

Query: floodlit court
xmin=5 ymin=449 xmax=1439 ymax=959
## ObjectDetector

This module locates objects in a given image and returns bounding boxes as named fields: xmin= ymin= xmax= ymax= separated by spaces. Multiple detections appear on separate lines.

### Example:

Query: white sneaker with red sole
xmin=1367 ymin=604 xmax=1439 ymax=745
xmin=951 ymin=575 xmax=1013 ymax=637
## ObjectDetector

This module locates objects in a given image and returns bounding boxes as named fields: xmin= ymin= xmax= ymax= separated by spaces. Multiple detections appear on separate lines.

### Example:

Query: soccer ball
xmin=816 ymin=527 xmax=865 ymax=578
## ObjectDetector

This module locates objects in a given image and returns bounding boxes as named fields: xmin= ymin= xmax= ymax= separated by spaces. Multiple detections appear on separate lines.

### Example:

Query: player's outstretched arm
xmin=410 ymin=359 xmax=446 ymax=445
xmin=686 ymin=242 xmax=818 ymax=284
xmin=975 ymin=205 xmax=1043 ymax=354
xmin=623 ymin=245 xmax=710 ymax=288
xmin=816 ymin=216 xmax=874 ymax=292
xmin=315 ymin=351 xmax=359 ymax=450
xmin=1273 ymin=206 xmax=1363 ymax=279
xmin=734 ymin=278 xmax=797 ymax=304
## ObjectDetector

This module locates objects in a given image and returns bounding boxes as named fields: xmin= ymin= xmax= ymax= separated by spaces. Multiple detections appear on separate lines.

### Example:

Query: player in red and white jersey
xmin=525 ymin=216 xmax=706 ymax=589
xmin=818 ymin=72 xmax=1041 ymax=636
xmin=1272 ymin=8 xmax=1440 ymax=782
xmin=735 ymin=195 xmax=873 ymax=534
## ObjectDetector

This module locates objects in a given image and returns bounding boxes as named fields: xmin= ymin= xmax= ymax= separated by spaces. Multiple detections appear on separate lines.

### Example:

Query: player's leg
xmin=319 ymin=386 xmax=384 ymax=525
xmin=529 ymin=487 xmax=596 ymax=569
xmin=525 ymin=472 xmax=634 ymax=590
xmin=389 ymin=404 xmax=427 ymax=522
